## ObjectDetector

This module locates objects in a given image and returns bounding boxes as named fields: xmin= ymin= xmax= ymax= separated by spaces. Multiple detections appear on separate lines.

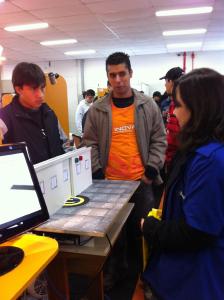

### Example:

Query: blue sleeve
xmin=183 ymin=153 xmax=224 ymax=235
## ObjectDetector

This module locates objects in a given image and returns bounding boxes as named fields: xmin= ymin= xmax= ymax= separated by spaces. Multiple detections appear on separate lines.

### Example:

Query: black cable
xmin=44 ymin=234 xmax=113 ymax=300
xmin=72 ymin=233 xmax=114 ymax=299
xmin=105 ymin=233 xmax=113 ymax=251
xmin=79 ymin=236 xmax=93 ymax=246
xmin=71 ymin=261 xmax=106 ymax=300
xmin=45 ymin=271 xmax=68 ymax=300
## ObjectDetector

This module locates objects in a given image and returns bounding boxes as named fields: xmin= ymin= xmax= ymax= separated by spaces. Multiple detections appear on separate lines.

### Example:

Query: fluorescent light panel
xmin=64 ymin=49 xmax=96 ymax=55
xmin=4 ymin=23 xmax=48 ymax=32
xmin=40 ymin=39 xmax=77 ymax=46
xmin=167 ymin=42 xmax=202 ymax=49
xmin=204 ymin=43 xmax=224 ymax=51
xmin=156 ymin=6 xmax=213 ymax=17
xmin=163 ymin=28 xmax=207 ymax=36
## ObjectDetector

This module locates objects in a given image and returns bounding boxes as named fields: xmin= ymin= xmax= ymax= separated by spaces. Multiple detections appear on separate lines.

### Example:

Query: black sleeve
xmin=143 ymin=217 xmax=216 ymax=252
xmin=144 ymin=165 xmax=158 ymax=180
xmin=92 ymin=168 xmax=105 ymax=179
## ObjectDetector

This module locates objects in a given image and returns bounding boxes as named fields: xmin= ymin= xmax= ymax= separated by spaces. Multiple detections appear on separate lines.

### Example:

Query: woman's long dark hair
xmin=174 ymin=68 xmax=224 ymax=152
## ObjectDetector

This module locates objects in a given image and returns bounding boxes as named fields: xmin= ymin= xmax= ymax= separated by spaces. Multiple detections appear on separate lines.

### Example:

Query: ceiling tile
xmin=10 ymin=0 xmax=80 ymax=10
xmin=0 ymin=0 xmax=223 ymax=62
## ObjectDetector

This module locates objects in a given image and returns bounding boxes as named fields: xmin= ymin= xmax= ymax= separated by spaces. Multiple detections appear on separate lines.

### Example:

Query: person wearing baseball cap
xmin=160 ymin=67 xmax=184 ymax=173
xmin=159 ymin=67 xmax=185 ymax=81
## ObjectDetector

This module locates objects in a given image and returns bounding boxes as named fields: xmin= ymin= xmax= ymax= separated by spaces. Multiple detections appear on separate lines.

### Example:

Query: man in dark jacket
xmin=0 ymin=62 xmax=65 ymax=164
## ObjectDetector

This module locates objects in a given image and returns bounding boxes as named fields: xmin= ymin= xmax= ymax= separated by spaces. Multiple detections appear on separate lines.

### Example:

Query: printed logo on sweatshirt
xmin=114 ymin=124 xmax=135 ymax=133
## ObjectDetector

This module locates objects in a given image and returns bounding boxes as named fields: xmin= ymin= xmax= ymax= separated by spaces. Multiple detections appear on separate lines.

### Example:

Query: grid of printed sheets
xmin=34 ymin=147 xmax=92 ymax=216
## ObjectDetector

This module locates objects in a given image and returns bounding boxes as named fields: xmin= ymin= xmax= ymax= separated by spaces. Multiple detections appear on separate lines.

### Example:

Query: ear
xmin=14 ymin=86 xmax=22 ymax=95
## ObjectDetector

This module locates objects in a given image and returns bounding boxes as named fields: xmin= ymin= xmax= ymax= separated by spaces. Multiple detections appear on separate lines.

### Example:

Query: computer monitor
xmin=0 ymin=143 xmax=49 ymax=275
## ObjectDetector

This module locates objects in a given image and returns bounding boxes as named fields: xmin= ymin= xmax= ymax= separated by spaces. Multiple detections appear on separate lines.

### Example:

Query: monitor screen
xmin=0 ymin=143 xmax=49 ymax=244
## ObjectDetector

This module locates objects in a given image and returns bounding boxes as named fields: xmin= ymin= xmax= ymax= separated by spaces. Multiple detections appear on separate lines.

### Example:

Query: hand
xmin=140 ymin=218 xmax=145 ymax=231
xmin=141 ymin=174 xmax=153 ymax=185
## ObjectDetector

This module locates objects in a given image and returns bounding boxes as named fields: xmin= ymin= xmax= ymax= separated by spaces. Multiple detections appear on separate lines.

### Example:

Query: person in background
xmin=141 ymin=68 xmax=224 ymax=300
xmin=82 ymin=81 xmax=112 ymax=133
xmin=75 ymin=89 xmax=95 ymax=138
xmin=160 ymin=67 xmax=184 ymax=171
xmin=152 ymin=91 xmax=162 ymax=108
xmin=0 ymin=62 xmax=65 ymax=164
xmin=160 ymin=91 xmax=170 ymax=124
xmin=82 ymin=90 xmax=86 ymax=100
xmin=82 ymin=52 xmax=167 ymax=289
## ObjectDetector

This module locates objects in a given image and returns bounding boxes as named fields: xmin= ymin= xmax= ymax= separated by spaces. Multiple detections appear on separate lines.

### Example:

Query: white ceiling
xmin=0 ymin=0 xmax=224 ymax=63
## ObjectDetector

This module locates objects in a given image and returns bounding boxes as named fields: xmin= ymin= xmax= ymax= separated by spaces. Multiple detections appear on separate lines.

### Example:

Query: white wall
xmin=1 ymin=50 xmax=224 ymax=132
xmin=84 ymin=50 xmax=224 ymax=97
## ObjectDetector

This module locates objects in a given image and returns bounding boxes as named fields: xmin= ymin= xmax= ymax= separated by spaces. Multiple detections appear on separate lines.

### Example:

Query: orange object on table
xmin=0 ymin=233 xmax=58 ymax=300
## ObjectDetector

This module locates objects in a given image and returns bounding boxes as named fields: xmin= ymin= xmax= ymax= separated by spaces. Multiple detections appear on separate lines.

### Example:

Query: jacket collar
xmin=12 ymin=95 xmax=51 ymax=117
xmin=166 ymin=151 xmax=192 ymax=193
xmin=94 ymin=88 xmax=149 ymax=112
xmin=195 ymin=142 xmax=224 ymax=157
xmin=166 ymin=142 xmax=224 ymax=193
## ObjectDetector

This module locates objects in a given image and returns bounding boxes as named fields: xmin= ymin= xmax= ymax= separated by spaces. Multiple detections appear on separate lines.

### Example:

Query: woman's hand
xmin=141 ymin=218 xmax=145 ymax=231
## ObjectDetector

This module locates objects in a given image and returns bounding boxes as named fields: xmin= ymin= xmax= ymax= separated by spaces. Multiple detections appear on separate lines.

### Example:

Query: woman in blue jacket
xmin=141 ymin=68 xmax=224 ymax=300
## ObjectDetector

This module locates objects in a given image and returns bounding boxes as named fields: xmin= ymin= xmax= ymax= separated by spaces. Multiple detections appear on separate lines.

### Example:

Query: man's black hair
xmin=153 ymin=91 xmax=161 ymax=98
xmin=12 ymin=62 xmax=46 ymax=91
xmin=160 ymin=92 xmax=169 ymax=101
xmin=82 ymin=91 xmax=86 ymax=98
xmin=85 ymin=89 xmax=95 ymax=97
xmin=106 ymin=52 xmax=132 ymax=72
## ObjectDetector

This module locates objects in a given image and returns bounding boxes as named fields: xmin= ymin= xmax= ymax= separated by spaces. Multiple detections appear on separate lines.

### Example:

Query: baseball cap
xmin=160 ymin=67 xmax=184 ymax=80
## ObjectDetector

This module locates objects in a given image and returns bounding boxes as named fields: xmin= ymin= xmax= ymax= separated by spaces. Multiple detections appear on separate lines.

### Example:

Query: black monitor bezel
xmin=0 ymin=142 xmax=49 ymax=243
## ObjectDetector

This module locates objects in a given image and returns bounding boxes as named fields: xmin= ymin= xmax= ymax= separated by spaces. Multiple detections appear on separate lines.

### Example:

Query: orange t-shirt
xmin=105 ymin=102 xmax=144 ymax=180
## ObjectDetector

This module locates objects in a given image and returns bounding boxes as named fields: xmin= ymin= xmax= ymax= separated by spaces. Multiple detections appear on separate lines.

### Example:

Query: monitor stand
xmin=0 ymin=246 xmax=24 ymax=276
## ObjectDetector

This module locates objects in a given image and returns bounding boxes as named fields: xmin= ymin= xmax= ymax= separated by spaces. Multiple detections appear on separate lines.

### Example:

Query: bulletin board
xmin=0 ymin=76 xmax=69 ymax=137
xmin=44 ymin=74 xmax=69 ymax=136
xmin=1 ymin=93 xmax=14 ymax=108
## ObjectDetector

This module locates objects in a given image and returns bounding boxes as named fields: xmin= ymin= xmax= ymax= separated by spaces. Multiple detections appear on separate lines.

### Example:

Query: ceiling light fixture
xmin=167 ymin=42 xmax=202 ymax=49
xmin=4 ymin=23 xmax=49 ymax=32
xmin=203 ymin=43 xmax=224 ymax=51
xmin=0 ymin=56 xmax=6 ymax=61
xmin=64 ymin=49 xmax=96 ymax=55
xmin=156 ymin=6 xmax=213 ymax=17
xmin=40 ymin=39 xmax=77 ymax=46
xmin=163 ymin=28 xmax=207 ymax=36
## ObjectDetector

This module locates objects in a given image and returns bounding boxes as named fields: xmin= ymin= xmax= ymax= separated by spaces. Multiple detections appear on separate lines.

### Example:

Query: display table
xmin=35 ymin=180 xmax=139 ymax=300
xmin=35 ymin=180 xmax=139 ymax=237
xmin=0 ymin=234 xmax=58 ymax=300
